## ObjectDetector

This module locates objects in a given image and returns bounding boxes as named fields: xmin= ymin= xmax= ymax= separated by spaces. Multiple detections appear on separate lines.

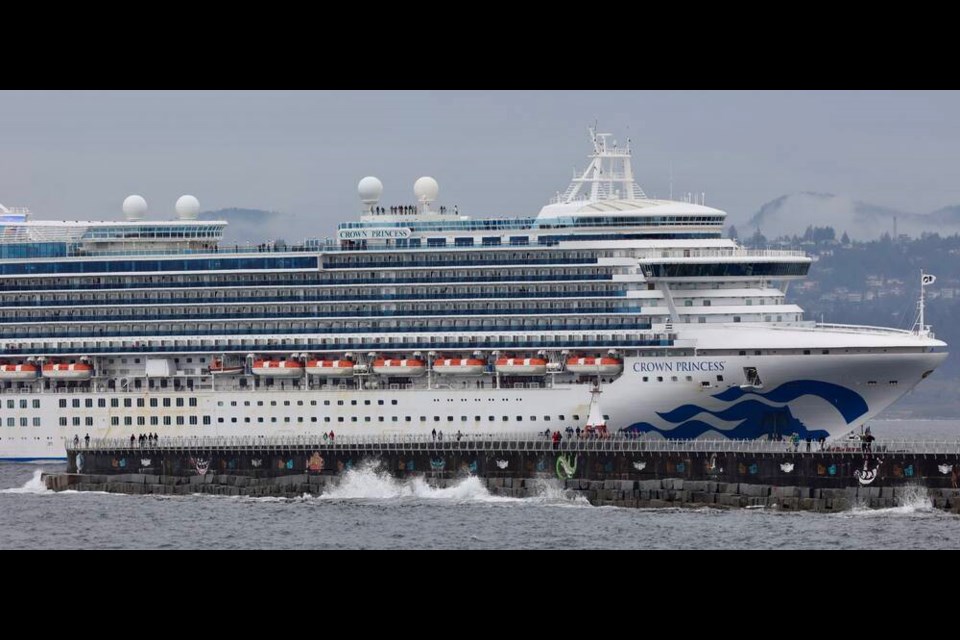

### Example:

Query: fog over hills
xmin=745 ymin=192 xmax=960 ymax=240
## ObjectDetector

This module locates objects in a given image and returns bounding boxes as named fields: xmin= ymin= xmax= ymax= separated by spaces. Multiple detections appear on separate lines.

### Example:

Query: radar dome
xmin=122 ymin=195 xmax=148 ymax=221
xmin=414 ymin=176 xmax=439 ymax=204
xmin=358 ymin=176 xmax=383 ymax=205
xmin=175 ymin=195 xmax=200 ymax=220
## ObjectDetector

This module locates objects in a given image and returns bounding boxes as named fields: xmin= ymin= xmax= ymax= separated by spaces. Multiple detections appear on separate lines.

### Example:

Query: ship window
xmin=283 ymin=401 xmax=290 ymax=406
xmin=642 ymin=376 xmax=648 ymax=382
xmin=489 ymin=416 xmax=495 ymax=421
xmin=447 ymin=416 xmax=454 ymax=422
xmin=405 ymin=417 xmax=412 ymax=422
xmin=364 ymin=400 xmax=371 ymax=405
xmin=271 ymin=401 xmax=277 ymax=406
xmin=351 ymin=417 xmax=357 ymax=422
xmin=558 ymin=415 xmax=565 ymax=421
xmin=60 ymin=417 xmax=67 ymax=427
xmin=71 ymin=417 xmax=79 ymax=427
xmin=59 ymin=399 xmax=67 ymax=408
xmin=177 ymin=398 xmax=184 ymax=407
xmin=420 ymin=416 xmax=427 ymax=422
xmin=803 ymin=350 xmax=811 ymax=355
xmin=258 ymin=401 xmax=264 ymax=406
xmin=391 ymin=400 xmax=398 ymax=405
xmin=671 ymin=376 xmax=678 ymax=382
xmin=124 ymin=417 xmax=132 ymax=426
xmin=377 ymin=400 xmax=384 ymax=405
xmin=163 ymin=398 xmax=171 ymax=407
xmin=503 ymin=416 xmax=509 ymax=421
xmin=889 ymin=380 xmax=898 ymax=385
xmin=150 ymin=416 xmax=158 ymax=425
xmin=71 ymin=399 xmax=79 ymax=408
xmin=111 ymin=398 xmax=119 ymax=408
xmin=190 ymin=398 xmax=198 ymax=407
xmin=573 ymin=414 xmax=580 ymax=420
xmin=350 ymin=400 xmax=357 ymax=406
xmin=434 ymin=416 xmax=441 ymax=422
xmin=656 ymin=376 xmax=663 ymax=382
xmin=324 ymin=400 xmax=331 ymax=406
xmin=203 ymin=416 xmax=211 ymax=425
xmin=190 ymin=416 xmax=198 ymax=425
xmin=176 ymin=416 xmax=184 ymax=425
xmin=822 ymin=350 xmax=830 ymax=355
xmin=137 ymin=399 xmax=144 ymax=407
xmin=716 ymin=375 xmax=724 ymax=382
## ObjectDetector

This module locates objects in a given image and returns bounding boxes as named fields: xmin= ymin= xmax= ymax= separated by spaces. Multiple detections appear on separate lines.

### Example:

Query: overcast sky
xmin=1 ymin=90 xmax=958 ymax=234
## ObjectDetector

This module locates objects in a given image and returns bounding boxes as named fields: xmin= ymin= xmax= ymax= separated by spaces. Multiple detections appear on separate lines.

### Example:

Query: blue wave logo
xmin=626 ymin=380 xmax=867 ymax=440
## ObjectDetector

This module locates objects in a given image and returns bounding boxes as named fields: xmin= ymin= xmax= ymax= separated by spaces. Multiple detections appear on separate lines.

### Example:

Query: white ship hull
xmin=2 ymin=342 xmax=944 ymax=460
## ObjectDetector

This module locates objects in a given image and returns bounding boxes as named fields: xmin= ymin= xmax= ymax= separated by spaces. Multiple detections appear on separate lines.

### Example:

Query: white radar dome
xmin=414 ymin=176 xmax=439 ymax=204
xmin=122 ymin=195 xmax=148 ymax=221
xmin=358 ymin=176 xmax=383 ymax=205
xmin=175 ymin=195 xmax=201 ymax=220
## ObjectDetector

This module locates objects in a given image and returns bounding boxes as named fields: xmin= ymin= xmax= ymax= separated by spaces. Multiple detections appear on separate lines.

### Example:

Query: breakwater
xmin=43 ymin=435 xmax=960 ymax=512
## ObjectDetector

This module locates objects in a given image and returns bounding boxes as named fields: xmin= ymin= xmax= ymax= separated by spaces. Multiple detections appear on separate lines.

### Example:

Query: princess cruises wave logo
xmin=626 ymin=380 xmax=868 ymax=441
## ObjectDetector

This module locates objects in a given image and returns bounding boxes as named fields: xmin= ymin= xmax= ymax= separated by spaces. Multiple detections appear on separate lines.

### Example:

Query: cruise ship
xmin=0 ymin=130 xmax=947 ymax=460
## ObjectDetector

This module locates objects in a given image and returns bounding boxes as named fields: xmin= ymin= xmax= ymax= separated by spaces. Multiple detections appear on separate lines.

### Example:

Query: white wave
xmin=1 ymin=469 xmax=51 ymax=494
xmin=523 ymin=478 xmax=592 ymax=507
xmin=846 ymin=485 xmax=935 ymax=517
xmin=319 ymin=461 xmax=512 ymax=503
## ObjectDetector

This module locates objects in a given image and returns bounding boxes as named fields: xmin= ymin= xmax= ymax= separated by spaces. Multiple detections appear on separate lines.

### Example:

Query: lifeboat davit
xmin=495 ymin=357 xmax=548 ymax=376
xmin=42 ymin=362 xmax=93 ymax=380
xmin=305 ymin=359 xmax=355 ymax=377
xmin=566 ymin=356 xmax=624 ymax=375
xmin=251 ymin=359 xmax=303 ymax=377
xmin=0 ymin=363 xmax=38 ymax=381
xmin=372 ymin=358 xmax=426 ymax=377
xmin=432 ymin=358 xmax=486 ymax=376
xmin=209 ymin=359 xmax=244 ymax=376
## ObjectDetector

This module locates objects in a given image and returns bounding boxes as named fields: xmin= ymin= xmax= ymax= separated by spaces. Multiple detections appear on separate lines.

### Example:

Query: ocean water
xmin=1 ymin=420 xmax=958 ymax=550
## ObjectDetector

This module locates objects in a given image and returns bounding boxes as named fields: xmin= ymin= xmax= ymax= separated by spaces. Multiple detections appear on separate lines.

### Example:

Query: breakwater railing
xmin=63 ymin=434 xmax=960 ymax=455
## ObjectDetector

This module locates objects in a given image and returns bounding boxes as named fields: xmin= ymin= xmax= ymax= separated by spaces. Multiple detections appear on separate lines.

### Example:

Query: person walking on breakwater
xmin=130 ymin=434 xmax=136 ymax=447
xmin=432 ymin=428 xmax=437 ymax=441
xmin=73 ymin=434 xmax=79 ymax=448
xmin=84 ymin=433 xmax=90 ymax=448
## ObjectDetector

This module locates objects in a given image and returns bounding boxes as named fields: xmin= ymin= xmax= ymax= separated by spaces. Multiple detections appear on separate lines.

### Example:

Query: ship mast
xmin=559 ymin=127 xmax=647 ymax=203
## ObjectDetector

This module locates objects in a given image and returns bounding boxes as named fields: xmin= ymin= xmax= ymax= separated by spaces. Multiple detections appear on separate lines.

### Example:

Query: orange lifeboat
xmin=372 ymin=358 xmax=426 ymax=377
xmin=494 ymin=357 xmax=547 ymax=376
xmin=251 ymin=359 xmax=303 ymax=377
xmin=209 ymin=359 xmax=244 ymax=376
xmin=432 ymin=357 xmax=486 ymax=376
xmin=0 ymin=363 xmax=38 ymax=381
xmin=42 ymin=362 xmax=93 ymax=380
xmin=305 ymin=359 xmax=355 ymax=377
xmin=566 ymin=356 xmax=624 ymax=375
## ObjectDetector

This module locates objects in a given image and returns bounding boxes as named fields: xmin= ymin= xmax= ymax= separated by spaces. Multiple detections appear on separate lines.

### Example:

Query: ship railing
xmin=62 ymin=435 xmax=960 ymax=456
xmin=808 ymin=323 xmax=918 ymax=336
